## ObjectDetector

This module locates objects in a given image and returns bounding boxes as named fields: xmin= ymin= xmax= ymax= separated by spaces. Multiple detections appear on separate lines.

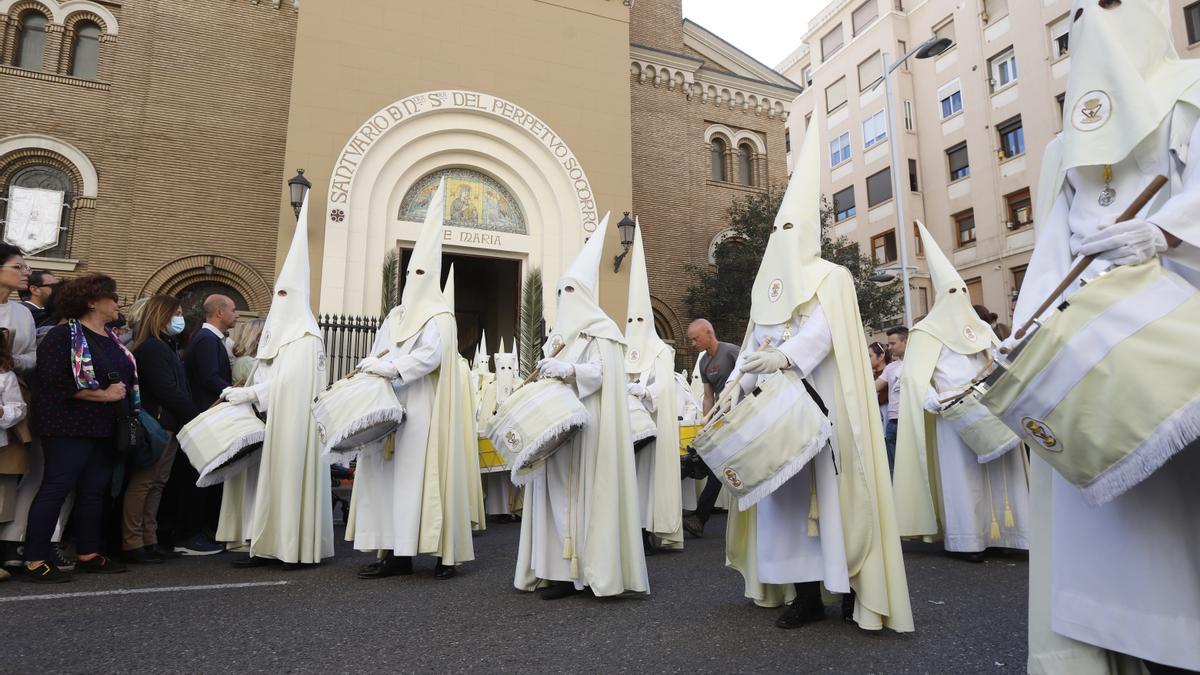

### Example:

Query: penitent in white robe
xmin=1027 ymin=115 xmax=1200 ymax=670
xmin=732 ymin=303 xmax=849 ymax=591
xmin=924 ymin=347 xmax=1030 ymax=553
xmin=348 ymin=318 xmax=441 ymax=554
xmin=214 ymin=361 xmax=271 ymax=548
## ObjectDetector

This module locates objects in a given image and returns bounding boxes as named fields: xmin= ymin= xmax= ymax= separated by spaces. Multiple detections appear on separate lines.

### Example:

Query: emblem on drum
xmin=768 ymin=279 xmax=783 ymax=302
xmin=317 ymin=422 xmax=327 ymax=443
xmin=1071 ymin=90 xmax=1111 ymax=132
xmin=1021 ymin=416 xmax=1060 ymax=452
xmin=504 ymin=429 xmax=523 ymax=451
xmin=627 ymin=349 xmax=639 ymax=363
xmin=317 ymin=352 xmax=327 ymax=372
xmin=723 ymin=467 xmax=744 ymax=489
xmin=963 ymin=326 xmax=977 ymax=342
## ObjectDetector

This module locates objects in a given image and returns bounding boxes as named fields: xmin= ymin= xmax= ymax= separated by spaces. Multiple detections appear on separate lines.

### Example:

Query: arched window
xmin=711 ymin=137 xmax=727 ymax=182
xmin=70 ymin=21 xmax=102 ymax=79
xmin=737 ymin=143 xmax=754 ymax=185
xmin=4 ymin=164 xmax=72 ymax=258
xmin=397 ymin=167 xmax=527 ymax=234
xmin=15 ymin=12 xmax=49 ymax=71
xmin=177 ymin=282 xmax=249 ymax=320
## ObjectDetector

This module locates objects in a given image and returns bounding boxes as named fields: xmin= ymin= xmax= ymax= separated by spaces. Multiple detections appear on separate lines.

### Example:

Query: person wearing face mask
xmin=514 ymin=213 xmax=649 ymax=601
xmin=124 ymin=295 xmax=198 ymax=564
xmin=1018 ymin=2 xmax=1200 ymax=672
xmin=344 ymin=179 xmax=476 ymax=580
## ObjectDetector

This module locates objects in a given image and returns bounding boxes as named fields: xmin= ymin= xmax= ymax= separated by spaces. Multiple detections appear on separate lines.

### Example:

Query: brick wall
xmin=629 ymin=0 xmax=683 ymax=51
xmin=0 ymin=1 xmax=296 ymax=311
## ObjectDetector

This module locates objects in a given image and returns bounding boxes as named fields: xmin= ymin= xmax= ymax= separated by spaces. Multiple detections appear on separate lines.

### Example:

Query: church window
xmin=70 ymin=22 xmax=102 ymax=80
xmin=737 ymin=143 xmax=754 ymax=186
xmin=710 ymin=137 xmax=728 ymax=182
xmin=15 ymin=12 xmax=49 ymax=71
xmin=397 ymin=168 xmax=527 ymax=235
xmin=2 ymin=164 xmax=73 ymax=258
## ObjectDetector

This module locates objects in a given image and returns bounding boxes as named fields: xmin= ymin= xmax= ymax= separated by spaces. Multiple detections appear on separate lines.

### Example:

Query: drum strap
xmin=799 ymin=377 xmax=837 ymax=476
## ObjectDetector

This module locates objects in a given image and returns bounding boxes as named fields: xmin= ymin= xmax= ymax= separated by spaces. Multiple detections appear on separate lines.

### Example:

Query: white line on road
xmin=0 ymin=580 xmax=289 ymax=603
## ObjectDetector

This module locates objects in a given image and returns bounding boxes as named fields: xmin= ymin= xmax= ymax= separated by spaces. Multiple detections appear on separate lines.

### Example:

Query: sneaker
xmin=24 ymin=561 xmax=72 ymax=584
xmin=52 ymin=544 xmax=76 ymax=572
xmin=75 ymin=554 xmax=127 ymax=574
xmin=174 ymin=534 xmax=225 ymax=556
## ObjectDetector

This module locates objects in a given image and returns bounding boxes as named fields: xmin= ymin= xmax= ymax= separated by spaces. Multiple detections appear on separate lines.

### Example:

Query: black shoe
xmin=776 ymin=598 xmax=826 ymax=629
xmin=232 ymin=556 xmax=278 ymax=569
xmin=642 ymin=530 xmax=657 ymax=556
xmin=434 ymin=563 xmax=456 ymax=580
xmin=24 ymin=561 xmax=72 ymax=584
xmin=75 ymin=554 xmax=127 ymax=574
xmin=357 ymin=555 xmax=413 ymax=579
xmin=841 ymin=590 xmax=857 ymax=623
xmin=949 ymin=550 xmax=986 ymax=563
xmin=122 ymin=548 xmax=164 ymax=565
xmin=539 ymin=580 xmax=580 ymax=600
xmin=151 ymin=544 xmax=182 ymax=559
xmin=682 ymin=515 xmax=705 ymax=539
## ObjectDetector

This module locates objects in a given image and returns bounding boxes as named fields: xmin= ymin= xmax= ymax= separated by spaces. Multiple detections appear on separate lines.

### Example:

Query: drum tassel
xmin=1002 ymin=461 xmax=1015 ymax=529
xmin=383 ymin=433 xmax=395 ymax=461
xmin=986 ymin=464 xmax=1002 ymax=542
xmin=807 ymin=470 xmax=819 ymax=537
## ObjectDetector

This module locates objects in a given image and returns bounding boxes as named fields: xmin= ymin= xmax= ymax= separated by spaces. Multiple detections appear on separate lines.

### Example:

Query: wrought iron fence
xmin=318 ymin=314 xmax=382 ymax=383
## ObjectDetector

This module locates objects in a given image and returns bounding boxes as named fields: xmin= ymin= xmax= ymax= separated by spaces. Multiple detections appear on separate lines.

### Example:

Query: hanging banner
xmin=4 ymin=186 xmax=64 ymax=254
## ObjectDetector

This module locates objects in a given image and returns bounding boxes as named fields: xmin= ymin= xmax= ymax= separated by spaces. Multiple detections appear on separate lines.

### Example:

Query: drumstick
xmin=1011 ymin=175 xmax=1168 ymax=343
xmin=938 ymin=351 xmax=994 ymax=406
xmin=515 ymin=341 xmax=567 ymax=389
xmin=701 ymin=337 xmax=774 ymax=428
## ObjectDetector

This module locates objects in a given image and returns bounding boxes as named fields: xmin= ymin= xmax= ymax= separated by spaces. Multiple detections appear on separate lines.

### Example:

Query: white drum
xmin=178 ymin=402 xmax=266 ymax=488
xmin=692 ymin=370 xmax=832 ymax=510
xmin=485 ymin=379 xmax=589 ymax=475
xmin=941 ymin=393 xmax=1021 ymax=464
xmin=311 ymin=373 xmax=406 ymax=459
xmin=628 ymin=394 xmax=656 ymax=451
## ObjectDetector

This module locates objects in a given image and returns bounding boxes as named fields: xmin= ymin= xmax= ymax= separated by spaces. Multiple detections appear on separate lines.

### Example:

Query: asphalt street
xmin=2 ymin=516 xmax=1027 ymax=673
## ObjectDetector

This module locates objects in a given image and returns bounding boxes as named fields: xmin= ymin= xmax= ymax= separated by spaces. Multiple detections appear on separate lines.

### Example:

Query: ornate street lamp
xmin=287 ymin=169 xmax=311 ymax=219
xmin=613 ymin=211 xmax=637 ymax=273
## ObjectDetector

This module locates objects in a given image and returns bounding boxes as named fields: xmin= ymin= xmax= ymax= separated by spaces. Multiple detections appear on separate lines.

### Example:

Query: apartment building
xmin=779 ymin=0 xmax=1200 ymax=324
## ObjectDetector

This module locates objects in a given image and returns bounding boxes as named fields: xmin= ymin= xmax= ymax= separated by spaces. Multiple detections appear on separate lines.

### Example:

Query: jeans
xmin=25 ymin=436 xmax=114 ymax=561
xmin=884 ymin=419 xmax=898 ymax=478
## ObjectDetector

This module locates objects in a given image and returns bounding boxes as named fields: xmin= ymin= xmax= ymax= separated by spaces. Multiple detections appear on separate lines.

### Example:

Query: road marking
xmin=0 ymin=580 xmax=289 ymax=603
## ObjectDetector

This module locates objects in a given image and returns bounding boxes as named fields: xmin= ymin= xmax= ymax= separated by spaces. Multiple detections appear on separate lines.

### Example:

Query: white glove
xmin=221 ymin=387 xmax=258 ymax=405
xmin=740 ymin=348 xmax=791 ymax=375
xmin=363 ymin=359 xmax=400 ymax=380
xmin=1077 ymin=219 xmax=1168 ymax=266
xmin=537 ymin=358 xmax=574 ymax=380
xmin=356 ymin=356 xmax=380 ymax=371
xmin=923 ymin=387 xmax=945 ymax=415
xmin=627 ymin=383 xmax=648 ymax=399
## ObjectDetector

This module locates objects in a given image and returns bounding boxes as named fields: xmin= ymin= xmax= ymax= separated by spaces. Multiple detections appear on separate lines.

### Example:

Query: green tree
xmin=686 ymin=184 xmax=903 ymax=341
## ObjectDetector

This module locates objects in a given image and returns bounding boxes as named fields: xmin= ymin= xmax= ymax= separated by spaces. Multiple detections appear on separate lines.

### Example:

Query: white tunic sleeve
xmin=390 ymin=320 xmax=443 ymax=384
xmin=776 ymin=305 xmax=833 ymax=378
xmin=642 ymin=372 xmax=661 ymax=415
xmin=248 ymin=360 xmax=275 ymax=411
xmin=570 ymin=339 xmax=603 ymax=399
xmin=0 ymin=371 xmax=26 ymax=429
xmin=1148 ymin=117 xmax=1200 ymax=254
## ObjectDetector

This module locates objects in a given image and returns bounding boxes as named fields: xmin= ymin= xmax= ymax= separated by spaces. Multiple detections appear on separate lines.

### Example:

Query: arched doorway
xmin=177 ymin=282 xmax=249 ymax=320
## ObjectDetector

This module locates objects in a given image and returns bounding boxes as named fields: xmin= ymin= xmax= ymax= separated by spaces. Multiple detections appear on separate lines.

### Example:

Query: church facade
xmin=0 ymin=0 xmax=795 ymax=364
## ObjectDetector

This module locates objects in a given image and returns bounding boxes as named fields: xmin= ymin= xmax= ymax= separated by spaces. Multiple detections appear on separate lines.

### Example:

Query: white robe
xmin=520 ymin=338 xmax=605 ymax=586
xmin=215 ymin=361 xmax=271 ymax=547
xmin=483 ymin=474 xmax=517 ymax=516
xmin=349 ymin=319 xmax=441 ymax=554
xmin=732 ymin=304 xmax=850 ymax=591
xmin=1026 ymin=112 xmax=1200 ymax=670
xmin=923 ymin=346 xmax=1030 ymax=552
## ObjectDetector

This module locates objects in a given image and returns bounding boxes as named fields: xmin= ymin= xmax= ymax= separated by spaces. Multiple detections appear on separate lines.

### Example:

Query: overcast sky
xmin=681 ymin=0 xmax=827 ymax=70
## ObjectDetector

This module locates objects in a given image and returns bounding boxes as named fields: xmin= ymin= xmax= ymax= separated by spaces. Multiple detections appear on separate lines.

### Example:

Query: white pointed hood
xmin=1059 ymin=0 xmax=1200 ymax=172
xmin=387 ymin=178 xmax=453 ymax=344
xmin=443 ymin=263 xmax=456 ymax=313
xmin=624 ymin=221 xmax=669 ymax=374
xmin=473 ymin=329 xmax=489 ymax=373
xmin=493 ymin=342 xmax=517 ymax=404
xmin=546 ymin=212 xmax=624 ymax=354
xmin=913 ymin=221 xmax=994 ymax=354
xmin=750 ymin=118 xmax=835 ymax=325
xmin=257 ymin=193 xmax=321 ymax=360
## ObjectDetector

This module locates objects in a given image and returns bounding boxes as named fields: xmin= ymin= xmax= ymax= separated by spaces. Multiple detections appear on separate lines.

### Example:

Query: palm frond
xmin=518 ymin=267 xmax=544 ymax=378
xmin=380 ymin=249 xmax=399 ymax=315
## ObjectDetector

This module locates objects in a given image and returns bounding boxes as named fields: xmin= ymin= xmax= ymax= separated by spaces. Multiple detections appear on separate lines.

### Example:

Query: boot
xmin=776 ymin=582 xmax=826 ymax=629
xmin=642 ymin=530 xmax=657 ymax=556
xmin=841 ymin=590 xmax=857 ymax=623
xmin=357 ymin=552 xmax=413 ymax=579
xmin=433 ymin=557 xmax=456 ymax=580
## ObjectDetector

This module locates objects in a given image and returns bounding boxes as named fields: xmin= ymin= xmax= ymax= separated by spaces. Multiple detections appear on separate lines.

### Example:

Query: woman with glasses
xmin=23 ymin=274 xmax=136 ymax=582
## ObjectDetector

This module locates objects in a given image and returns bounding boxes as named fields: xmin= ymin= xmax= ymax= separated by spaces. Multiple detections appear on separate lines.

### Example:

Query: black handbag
xmin=111 ymin=373 xmax=147 ymax=460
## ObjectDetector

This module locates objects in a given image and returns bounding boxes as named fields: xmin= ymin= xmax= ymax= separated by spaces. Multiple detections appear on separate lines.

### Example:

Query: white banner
xmin=4 ymin=185 xmax=64 ymax=255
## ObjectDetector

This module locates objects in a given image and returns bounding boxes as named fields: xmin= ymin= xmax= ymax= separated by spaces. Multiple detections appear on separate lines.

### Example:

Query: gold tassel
xmin=807 ymin=471 xmax=820 ymax=537
xmin=990 ymin=514 xmax=1002 ymax=542
xmin=1003 ymin=494 xmax=1015 ymax=529
xmin=570 ymin=555 xmax=580 ymax=579
xmin=563 ymin=535 xmax=575 ymax=565
xmin=383 ymin=433 xmax=395 ymax=461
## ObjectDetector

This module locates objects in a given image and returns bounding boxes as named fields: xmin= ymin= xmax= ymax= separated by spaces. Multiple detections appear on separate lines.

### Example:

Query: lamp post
xmin=613 ymin=211 xmax=637 ymax=273
xmin=873 ymin=36 xmax=952 ymax=327
xmin=287 ymin=169 xmax=311 ymax=220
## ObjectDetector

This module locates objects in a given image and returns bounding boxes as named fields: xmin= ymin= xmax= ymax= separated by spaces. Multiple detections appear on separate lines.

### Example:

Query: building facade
xmin=0 ymin=0 xmax=798 ymax=363
xmin=780 ymin=0 xmax=1200 ymax=325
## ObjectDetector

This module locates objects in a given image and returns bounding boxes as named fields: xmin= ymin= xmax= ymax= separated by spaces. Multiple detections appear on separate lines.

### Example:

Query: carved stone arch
xmin=707 ymin=228 xmax=744 ymax=265
xmin=139 ymin=254 xmax=272 ymax=312
xmin=702 ymin=123 xmax=735 ymax=146
xmin=649 ymin=295 xmax=682 ymax=349
xmin=58 ymin=0 xmax=118 ymax=34
xmin=0 ymin=0 xmax=118 ymax=33
xmin=731 ymin=129 xmax=766 ymax=155
xmin=0 ymin=133 xmax=98 ymax=199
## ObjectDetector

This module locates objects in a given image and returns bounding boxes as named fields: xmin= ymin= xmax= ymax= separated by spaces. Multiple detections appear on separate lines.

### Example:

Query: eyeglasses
xmin=0 ymin=264 xmax=30 ymax=273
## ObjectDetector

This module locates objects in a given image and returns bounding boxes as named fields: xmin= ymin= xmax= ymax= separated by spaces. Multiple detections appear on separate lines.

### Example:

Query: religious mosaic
xmin=398 ymin=168 xmax=527 ymax=234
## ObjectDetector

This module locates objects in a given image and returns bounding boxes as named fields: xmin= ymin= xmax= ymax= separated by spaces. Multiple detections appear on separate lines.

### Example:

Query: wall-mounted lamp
xmin=613 ymin=211 xmax=637 ymax=273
